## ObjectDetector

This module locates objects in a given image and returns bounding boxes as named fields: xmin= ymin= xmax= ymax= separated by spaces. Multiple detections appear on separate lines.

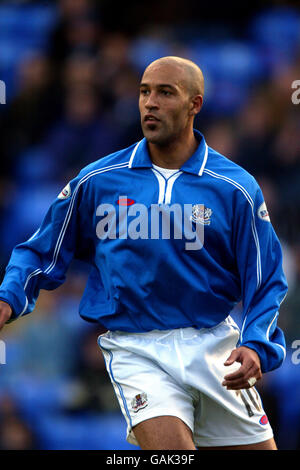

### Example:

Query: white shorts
xmin=97 ymin=317 xmax=273 ymax=447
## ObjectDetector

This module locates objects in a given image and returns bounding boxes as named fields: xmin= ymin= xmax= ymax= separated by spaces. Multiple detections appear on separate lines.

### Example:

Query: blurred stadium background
xmin=0 ymin=0 xmax=299 ymax=450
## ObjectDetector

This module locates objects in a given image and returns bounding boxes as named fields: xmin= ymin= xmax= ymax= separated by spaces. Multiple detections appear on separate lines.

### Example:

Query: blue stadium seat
xmin=0 ymin=4 xmax=57 ymax=36
xmin=1 ymin=182 xmax=60 ymax=251
xmin=0 ymin=40 xmax=26 ymax=67
xmin=249 ymin=7 xmax=300 ymax=60
xmin=9 ymin=377 xmax=66 ymax=415
xmin=190 ymin=40 xmax=266 ymax=84
xmin=16 ymin=147 xmax=58 ymax=184
xmin=188 ymin=41 xmax=266 ymax=115
xmin=0 ymin=3 xmax=58 ymax=100
xmin=265 ymin=353 xmax=300 ymax=449
xmin=34 ymin=412 xmax=139 ymax=450
xmin=129 ymin=37 xmax=172 ymax=72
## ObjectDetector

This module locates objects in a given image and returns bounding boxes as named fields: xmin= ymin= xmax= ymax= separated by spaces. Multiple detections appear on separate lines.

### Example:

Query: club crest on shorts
xmin=190 ymin=204 xmax=212 ymax=225
xmin=131 ymin=392 xmax=148 ymax=413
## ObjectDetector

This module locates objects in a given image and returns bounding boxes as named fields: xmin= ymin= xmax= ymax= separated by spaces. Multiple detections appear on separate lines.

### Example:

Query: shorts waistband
xmin=105 ymin=316 xmax=237 ymax=341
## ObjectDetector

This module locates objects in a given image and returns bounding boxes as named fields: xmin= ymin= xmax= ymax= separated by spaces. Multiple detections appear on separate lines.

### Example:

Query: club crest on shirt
xmin=190 ymin=204 xmax=213 ymax=225
xmin=257 ymin=202 xmax=270 ymax=222
xmin=58 ymin=182 xmax=71 ymax=200
xmin=131 ymin=392 xmax=148 ymax=413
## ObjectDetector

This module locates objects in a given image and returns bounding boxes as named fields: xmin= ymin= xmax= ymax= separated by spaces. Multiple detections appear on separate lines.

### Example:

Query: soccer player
xmin=0 ymin=57 xmax=288 ymax=450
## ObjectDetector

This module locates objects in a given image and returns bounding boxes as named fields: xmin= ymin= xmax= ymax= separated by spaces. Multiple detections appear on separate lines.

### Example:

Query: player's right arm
xmin=0 ymin=301 xmax=12 ymax=330
xmin=0 ymin=172 xmax=92 ymax=328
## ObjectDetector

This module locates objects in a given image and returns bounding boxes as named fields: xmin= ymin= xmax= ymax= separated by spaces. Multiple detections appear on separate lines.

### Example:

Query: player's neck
xmin=148 ymin=130 xmax=199 ymax=169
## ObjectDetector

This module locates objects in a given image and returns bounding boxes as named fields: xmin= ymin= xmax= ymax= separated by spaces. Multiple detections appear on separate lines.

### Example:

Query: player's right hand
xmin=0 ymin=301 xmax=12 ymax=330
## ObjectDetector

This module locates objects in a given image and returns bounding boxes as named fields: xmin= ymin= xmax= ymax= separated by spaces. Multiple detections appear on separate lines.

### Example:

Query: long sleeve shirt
xmin=0 ymin=130 xmax=288 ymax=372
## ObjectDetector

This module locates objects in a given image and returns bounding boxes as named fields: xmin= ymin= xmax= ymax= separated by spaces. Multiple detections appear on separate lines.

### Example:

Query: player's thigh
xmin=193 ymin=388 xmax=274 ymax=448
xmin=98 ymin=330 xmax=196 ymax=447
xmin=198 ymin=437 xmax=277 ymax=450
xmin=133 ymin=415 xmax=196 ymax=450
xmin=187 ymin=319 xmax=274 ymax=448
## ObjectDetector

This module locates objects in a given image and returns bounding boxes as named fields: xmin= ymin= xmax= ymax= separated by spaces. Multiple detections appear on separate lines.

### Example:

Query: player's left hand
xmin=222 ymin=346 xmax=262 ymax=390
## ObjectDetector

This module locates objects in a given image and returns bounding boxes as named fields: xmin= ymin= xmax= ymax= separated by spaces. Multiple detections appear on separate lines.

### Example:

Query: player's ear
xmin=188 ymin=95 xmax=202 ymax=116
xmin=190 ymin=95 xmax=203 ymax=115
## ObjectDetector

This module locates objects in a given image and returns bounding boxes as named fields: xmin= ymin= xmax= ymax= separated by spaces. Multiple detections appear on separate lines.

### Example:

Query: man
xmin=0 ymin=57 xmax=288 ymax=450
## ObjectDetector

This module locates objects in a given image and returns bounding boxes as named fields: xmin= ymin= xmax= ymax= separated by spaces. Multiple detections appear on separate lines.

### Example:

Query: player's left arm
xmin=223 ymin=181 xmax=288 ymax=389
xmin=222 ymin=346 xmax=262 ymax=390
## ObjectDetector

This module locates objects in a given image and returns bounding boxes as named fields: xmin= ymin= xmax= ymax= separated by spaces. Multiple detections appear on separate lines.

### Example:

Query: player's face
xmin=139 ymin=64 xmax=192 ymax=146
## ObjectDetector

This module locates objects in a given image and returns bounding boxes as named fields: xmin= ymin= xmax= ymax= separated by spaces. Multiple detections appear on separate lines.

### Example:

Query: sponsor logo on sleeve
xmin=257 ymin=202 xmax=270 ymax=222
xmin=58 ymin=182 xmax=72 ymax=200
